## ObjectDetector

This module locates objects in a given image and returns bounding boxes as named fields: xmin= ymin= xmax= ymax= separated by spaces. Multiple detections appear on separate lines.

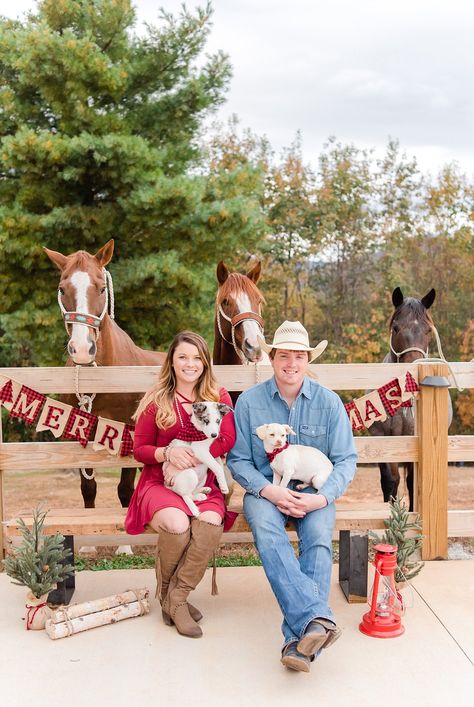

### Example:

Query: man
xmin=227 ymin=321 xmax=357 ymax=672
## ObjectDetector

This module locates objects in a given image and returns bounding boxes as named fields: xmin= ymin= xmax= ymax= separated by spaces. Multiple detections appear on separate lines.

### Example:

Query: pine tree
xmin=3 ymin=507 xmax=74 ymax=598
xmin=372 ymin=496 xmax=424 ymax=583
xmin=0 ymin=1 xmax=265 ymax=365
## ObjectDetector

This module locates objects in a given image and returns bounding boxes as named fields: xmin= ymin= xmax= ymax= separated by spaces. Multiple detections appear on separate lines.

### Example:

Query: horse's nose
xmin=68 ymin=337 xmax=96 ymax=364
xmin=243 ymin=338 xmax=263 ymax=363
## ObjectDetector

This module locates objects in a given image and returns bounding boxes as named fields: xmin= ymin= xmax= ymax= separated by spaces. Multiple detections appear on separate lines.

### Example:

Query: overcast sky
xmin=4 ymin=0 xmax=474 ymax=176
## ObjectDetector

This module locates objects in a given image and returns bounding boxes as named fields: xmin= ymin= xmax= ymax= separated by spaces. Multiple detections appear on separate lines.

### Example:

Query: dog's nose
xmin=211 ymin=432 xmax=217 ymax=438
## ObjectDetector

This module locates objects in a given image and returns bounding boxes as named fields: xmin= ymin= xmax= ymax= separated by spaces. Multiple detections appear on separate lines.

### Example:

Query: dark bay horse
xmin=213 ymin=260 xmax=268 ymax=366
xmin=370 ymin=286 xmax=442 ymax=510
xmin=44 ymin=240 xmax=166 ymax=511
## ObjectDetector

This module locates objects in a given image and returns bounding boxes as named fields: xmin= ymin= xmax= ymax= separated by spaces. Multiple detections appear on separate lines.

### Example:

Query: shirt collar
xmin=268 ymin=375 xmax=312 ymax=400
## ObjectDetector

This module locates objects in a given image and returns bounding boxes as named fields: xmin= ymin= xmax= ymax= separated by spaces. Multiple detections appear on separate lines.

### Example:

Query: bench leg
xmin=48 ymin=535 xmax=76 ymax=606
xmin=338 ymin=530 xmax=368 ymax=603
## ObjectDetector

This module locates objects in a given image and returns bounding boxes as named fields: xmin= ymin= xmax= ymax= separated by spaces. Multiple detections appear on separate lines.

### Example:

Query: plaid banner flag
xmin=405 ymin=371 xmax=419 ymax=393
xmin=10 ymin=385 xmax=46 ymax=424
xmin=344 ymin=401 xmax=364 ymax=431
xmin=377 ymin=378 xmax=407 ymax=417
xmin=63 ymin=408 xmax=97 ymax=447
xmin=93 ymin=417 xmax=125 ymax=456
xmin=120 ymin=424 xmax=135 ymax=457
xmin=0 ymin=376 xmax=22 ymax=412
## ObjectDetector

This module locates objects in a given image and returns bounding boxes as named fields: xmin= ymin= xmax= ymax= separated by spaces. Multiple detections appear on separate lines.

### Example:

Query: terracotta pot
xmin=25 ymin=592 xmax=52 ymax=630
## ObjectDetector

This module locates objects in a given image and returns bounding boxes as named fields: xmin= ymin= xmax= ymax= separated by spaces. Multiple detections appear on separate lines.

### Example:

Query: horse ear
xmin=94 ymin=239 xmax=114 ymax=268
xmin=246 ymin=260 xmax=261 ymax=284
xmin=217 ymin=261 xmax=229 ymax=285
xmin=44 ymin=247 xmax=68 ymax=271
xmin=392 ymin=287 xmax=404 ymax=309
xmin=421 ymin=288 xmax=436 ymax=310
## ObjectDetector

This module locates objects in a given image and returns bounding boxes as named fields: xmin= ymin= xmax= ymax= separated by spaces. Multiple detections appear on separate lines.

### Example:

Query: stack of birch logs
xmin=45 ymin=589 xmax=149 ymax=639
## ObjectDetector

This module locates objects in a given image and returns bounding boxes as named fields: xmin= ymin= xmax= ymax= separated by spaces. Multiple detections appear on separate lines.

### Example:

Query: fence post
xmin=417 ymin=362 xmax=449 ymax=560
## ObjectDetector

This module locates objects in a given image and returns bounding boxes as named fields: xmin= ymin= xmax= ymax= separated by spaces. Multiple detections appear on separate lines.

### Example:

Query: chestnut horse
xmin=213 ymin=260 xmax=268 ymax=367
xmin=44 ymin=240 xmax=165 ymax=512
xmin=370 ymin=286 xmax=452 ymax=511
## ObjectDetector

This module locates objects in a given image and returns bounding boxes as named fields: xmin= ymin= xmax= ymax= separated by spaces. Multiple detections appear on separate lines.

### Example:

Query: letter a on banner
xmin=355 ymin=390 xmax=387 ymax=428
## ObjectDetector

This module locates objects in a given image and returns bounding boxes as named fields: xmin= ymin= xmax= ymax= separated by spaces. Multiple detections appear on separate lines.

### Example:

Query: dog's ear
xmin=256 ymin=425 xmax=268 ymax=440
xmin=217 ymin=403 xmax=232 ymax=417
xmin=284 ymin=425 xmax=296 ymax=436
xmin=192 ymin=402 xmax=207 ymax=414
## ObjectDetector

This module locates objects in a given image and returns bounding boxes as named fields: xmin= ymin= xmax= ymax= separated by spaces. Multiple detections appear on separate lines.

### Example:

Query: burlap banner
xmin=0 ymin=375 xmax=134 ymax=457
xmin=344 ymin=371 xmax=419 ymax=431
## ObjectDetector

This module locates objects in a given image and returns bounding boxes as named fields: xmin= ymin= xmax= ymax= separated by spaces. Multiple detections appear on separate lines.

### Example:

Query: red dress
xmin=124 ymin=388 xmax=237 ymax=533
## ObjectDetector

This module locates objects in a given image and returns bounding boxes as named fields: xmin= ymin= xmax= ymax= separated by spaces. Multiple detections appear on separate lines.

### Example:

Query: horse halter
xmin=57 ymin=268 xmax=115 ymax=340
xmin=216 ymin=304 xmax=265 ymax=364
xmin=389 ymin=329 xmax=429 ymax=362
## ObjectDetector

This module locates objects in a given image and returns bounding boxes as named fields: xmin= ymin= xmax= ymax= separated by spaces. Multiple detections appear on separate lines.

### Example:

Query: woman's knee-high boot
xmin=155 ymin=527 xmax=203 ymax=625
xmin=162 ymin=519 xmax=223 ymax=638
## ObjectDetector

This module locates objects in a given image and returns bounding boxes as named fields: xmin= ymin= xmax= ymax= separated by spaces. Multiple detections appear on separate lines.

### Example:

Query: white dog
xmin=256 ymin=423 xmax=333 ymax=491
xmin=165 ymin=402 xmax=232 ymax=517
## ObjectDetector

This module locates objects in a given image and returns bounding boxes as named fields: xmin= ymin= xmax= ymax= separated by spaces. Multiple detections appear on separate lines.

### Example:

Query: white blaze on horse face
xmin=69 ymin=271 xmax=95 ymax=364
xmin=234 ymin=291 xmax=263 ymax=361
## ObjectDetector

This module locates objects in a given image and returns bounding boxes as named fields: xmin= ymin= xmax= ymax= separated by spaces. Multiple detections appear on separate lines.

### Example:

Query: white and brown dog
xmin=165 ymin=402 xmax=232 ymax=517
xmin=256 ymin=423 xmax=333 ymax=491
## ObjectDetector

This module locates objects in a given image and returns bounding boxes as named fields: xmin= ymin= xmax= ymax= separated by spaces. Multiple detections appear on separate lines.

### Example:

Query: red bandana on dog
xmin=266 ymin=443 xmax=289 ymax=463
xmin=174 ymin=397 xmax=208 ymax=442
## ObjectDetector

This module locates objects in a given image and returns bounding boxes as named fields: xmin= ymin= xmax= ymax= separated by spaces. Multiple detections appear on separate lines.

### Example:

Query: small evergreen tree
xmin=3 ymin=507 xmax=74 ymax=598
xmin=371 ymin=496 xmax=424 ymax=583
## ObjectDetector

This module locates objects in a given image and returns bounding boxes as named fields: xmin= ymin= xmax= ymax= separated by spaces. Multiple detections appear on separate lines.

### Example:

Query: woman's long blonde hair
xmin=133 ymin=331 xmax=220 ymax=428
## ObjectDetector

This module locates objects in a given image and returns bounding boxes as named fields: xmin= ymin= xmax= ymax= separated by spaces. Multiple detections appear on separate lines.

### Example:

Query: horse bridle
xmin=57 ymin=268 xmax=115 ymax=341
xmin=216 ymin=304 xmax=265 ymax=364
xmin=389 ymin=330 xmax=429 ymax=362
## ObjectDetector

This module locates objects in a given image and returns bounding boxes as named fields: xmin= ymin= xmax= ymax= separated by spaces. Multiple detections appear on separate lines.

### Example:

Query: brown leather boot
xmin=162 ymin=519 xmax=223 ymax=638
xmin=155 ymin=527 xmax=203 ymax=625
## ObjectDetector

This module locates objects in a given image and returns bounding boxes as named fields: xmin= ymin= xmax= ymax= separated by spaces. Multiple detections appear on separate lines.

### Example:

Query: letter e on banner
xmin=36 ymin=399 xmax=72 ymax=438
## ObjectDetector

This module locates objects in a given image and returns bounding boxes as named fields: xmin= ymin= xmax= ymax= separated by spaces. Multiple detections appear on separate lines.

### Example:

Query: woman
xmin=125 ymin=331 xmax=236 ymax=638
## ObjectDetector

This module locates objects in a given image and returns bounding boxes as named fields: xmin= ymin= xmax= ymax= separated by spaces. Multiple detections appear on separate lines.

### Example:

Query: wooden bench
xmin=3 ymin=496 xmax=394 ymax=605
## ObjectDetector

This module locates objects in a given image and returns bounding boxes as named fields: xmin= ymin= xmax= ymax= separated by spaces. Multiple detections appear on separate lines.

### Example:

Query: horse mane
xmin=63 ymin=251 xmax=97 ymax=275
xmin=216 ymin=272 xmax=265 ymax=305
xmin=389 ymin=297 xmax=434 ymax=330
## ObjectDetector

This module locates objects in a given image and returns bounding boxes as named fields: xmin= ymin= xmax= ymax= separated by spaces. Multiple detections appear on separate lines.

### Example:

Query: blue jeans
xmin=244 ymin=484 xmax=336 ymax=647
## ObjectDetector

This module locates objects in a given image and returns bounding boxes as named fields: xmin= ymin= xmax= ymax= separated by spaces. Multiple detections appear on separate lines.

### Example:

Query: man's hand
xmin=260 ymin=485 xmax=328 ymax=517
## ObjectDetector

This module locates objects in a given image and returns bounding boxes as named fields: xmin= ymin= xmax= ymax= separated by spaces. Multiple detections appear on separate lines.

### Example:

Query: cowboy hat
xmin=257 ymin=321 xmax=328 ymax=362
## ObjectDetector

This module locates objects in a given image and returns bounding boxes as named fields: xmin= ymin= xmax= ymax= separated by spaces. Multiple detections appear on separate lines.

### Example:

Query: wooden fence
xmin=1 ymin=361 xmax=473 ymax=560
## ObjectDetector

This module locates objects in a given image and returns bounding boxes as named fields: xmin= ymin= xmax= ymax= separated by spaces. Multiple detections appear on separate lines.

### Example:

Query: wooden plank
xmin=447 ymin=436 xmax=474 ymax=462
xmin=0 ymin=363 xmax=423 ymax=393
xmin=0 ymin=442 xmax=140 ymax=471
xmin=417 ymin=364 xmax=449 ymax=560
xmin=0 ymin=435 xmax=418 ymax=471
xmin=447 ymin=509 xmax=474 ymax=538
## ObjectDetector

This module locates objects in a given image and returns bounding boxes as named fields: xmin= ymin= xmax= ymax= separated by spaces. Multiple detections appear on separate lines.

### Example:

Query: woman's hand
xmin=167 ymin=446 xmax=199 ymax=470
xmin=163 ymin=463 xmax=181 ymax=487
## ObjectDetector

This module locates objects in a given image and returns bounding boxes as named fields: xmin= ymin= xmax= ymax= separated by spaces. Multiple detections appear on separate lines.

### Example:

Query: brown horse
xmin=213 ymin=260 xmax=268 ymax=367
xmin=369 ymin=286 xmax=449 ymax=510
xmin=44 ymin=240 xmax=165 ymax=511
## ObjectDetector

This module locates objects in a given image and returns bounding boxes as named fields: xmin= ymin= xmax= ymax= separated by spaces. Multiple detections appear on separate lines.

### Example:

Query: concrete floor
xmin=0 ymin=562 xmax=473 ymax=707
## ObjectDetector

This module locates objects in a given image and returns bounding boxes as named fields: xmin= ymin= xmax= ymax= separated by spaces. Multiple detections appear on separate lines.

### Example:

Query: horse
xmin=213 ymin=260 xmax=268 ymax=367
xmin=44 ymin=239 xmax=166 ymax=515
xmin=369 ymin=286 xmax=452 ymax=511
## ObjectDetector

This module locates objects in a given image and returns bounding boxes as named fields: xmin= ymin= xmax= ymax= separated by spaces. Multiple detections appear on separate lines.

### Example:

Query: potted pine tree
xmin=3 ymin=507 xmax=74 ymax=630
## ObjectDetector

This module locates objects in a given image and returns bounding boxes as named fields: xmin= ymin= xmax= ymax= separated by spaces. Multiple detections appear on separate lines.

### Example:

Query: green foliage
xmin=371 ymin=497 xmax=424 ymax=583
xmin=3 ymin=507 xmax=74 ymax=598
xmin=0 ymin=1 xmax=265 ymax=364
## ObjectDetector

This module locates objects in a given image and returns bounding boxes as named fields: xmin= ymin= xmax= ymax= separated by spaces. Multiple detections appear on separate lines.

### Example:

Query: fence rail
xmin=1 ymin=362 xmax=474 ymax=559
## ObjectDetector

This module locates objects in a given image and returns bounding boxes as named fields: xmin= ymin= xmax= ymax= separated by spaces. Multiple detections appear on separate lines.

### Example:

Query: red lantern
xmin=359 ymin=543 xmax=405 ymax=638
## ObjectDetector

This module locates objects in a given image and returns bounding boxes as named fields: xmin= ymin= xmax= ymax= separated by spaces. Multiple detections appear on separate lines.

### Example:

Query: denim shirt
xmin=227 ymin=376 xmax=358 ymax=505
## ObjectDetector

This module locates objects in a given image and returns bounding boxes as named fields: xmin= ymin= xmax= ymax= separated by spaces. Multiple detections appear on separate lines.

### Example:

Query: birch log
xmin=45 ymin=598 xmax=149 ymax=639
xmin=49 ymin=589 xmax=149 ymax=624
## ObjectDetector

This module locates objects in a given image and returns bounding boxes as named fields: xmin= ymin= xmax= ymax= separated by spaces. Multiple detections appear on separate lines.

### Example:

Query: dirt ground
xmin=4 ymin=463 xmax=474 ymax=517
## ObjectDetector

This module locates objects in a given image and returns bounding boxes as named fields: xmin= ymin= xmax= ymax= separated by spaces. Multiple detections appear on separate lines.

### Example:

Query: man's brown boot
xmin=162 ymin=519 xmax=223 ymax=638
xmin=155 ymin=527 xmax=203 ymax=625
